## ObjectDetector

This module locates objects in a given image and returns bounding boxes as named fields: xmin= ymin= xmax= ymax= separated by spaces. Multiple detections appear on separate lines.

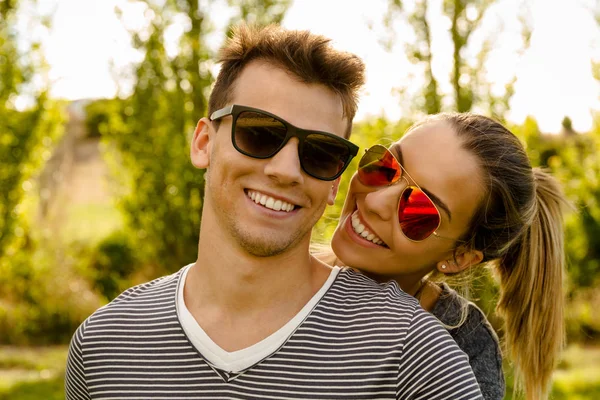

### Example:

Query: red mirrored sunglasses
xmin=357 ymin=144 xmax=458 ymax=242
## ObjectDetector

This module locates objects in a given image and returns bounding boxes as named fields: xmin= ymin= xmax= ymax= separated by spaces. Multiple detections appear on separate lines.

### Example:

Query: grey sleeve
xmin=450 ymin=308 xmax=505 ymax=400
xmin=396 ymin=307 xmax=483 ymax=400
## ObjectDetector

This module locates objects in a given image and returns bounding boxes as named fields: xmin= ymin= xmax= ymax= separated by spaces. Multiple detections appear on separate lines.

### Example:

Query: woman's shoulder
xmin=431 ymin=282 xmax=505 ymax=400
xmin=431 ymin=282 xmax=501 ymax=352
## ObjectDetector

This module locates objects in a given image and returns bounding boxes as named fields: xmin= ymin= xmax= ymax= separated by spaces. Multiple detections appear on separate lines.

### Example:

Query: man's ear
xmin=327 ymin=178 xmax=341 ymax=205
xmin=436 ymin=248 xmax=484 ymax=274
xmin=190 ymin=118 xmax=212 ymax=169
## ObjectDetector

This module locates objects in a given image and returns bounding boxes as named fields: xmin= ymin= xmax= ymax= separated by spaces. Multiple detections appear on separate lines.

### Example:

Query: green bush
xmin=566 ymin=288 xmax=600 ymax=342
xmin=87 ymin=232 xmax=137 ymax=301
xmin=0 ymin=236 xmax=104 ymax=345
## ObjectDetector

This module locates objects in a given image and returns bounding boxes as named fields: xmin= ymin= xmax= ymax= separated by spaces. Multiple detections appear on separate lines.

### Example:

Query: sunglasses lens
xmin=398 ymin=187 xmax=440 ymax=241
xmin=301 ymin=134 xmax=350 ymax=179
xmin=358 ymin=146 xmax=401 ymax=186
xmin=232 ymin=108 xmax=352 ymax=180
xmin=234 ymin=111 xmax=287 ymax=157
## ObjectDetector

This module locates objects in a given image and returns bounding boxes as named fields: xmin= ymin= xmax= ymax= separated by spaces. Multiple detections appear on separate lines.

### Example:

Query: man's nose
xmin=263 ymin=138 xmax=304 ymax=185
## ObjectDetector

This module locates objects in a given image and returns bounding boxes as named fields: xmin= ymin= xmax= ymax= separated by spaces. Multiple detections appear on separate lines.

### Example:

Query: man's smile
xmin=246 ymin=189 xmax=298 ymax=212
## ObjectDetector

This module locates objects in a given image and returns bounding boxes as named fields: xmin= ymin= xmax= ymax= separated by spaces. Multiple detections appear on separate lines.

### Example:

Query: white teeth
xmin=247 ymin=191 xmax=296 ymax=213
xmin=351 ymin=211 xmax=385 ymax=246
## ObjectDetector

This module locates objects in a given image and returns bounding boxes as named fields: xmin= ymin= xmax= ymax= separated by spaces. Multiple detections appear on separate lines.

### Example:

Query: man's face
xmin=197 ymin=60 xmax=347 ymax=257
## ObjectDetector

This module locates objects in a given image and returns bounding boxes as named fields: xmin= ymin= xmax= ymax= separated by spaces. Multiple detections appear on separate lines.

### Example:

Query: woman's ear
xmin=190 ymin=118 xmax=212 ymax=169
xmin=436 ymin=248 xmax=484 ymax=274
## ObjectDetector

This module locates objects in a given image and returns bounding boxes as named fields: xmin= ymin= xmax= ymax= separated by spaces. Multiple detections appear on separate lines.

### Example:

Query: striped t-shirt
xmin=65 ymin=266 xmax=483 ymax=399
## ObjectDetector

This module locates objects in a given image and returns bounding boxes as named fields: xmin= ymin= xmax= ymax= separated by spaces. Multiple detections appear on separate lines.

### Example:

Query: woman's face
xmin=331 ymin=120 xmax=485 ymax=285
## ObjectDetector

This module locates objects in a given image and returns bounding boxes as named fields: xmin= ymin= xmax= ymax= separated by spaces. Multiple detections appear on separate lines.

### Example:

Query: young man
xmin=65 ymin=24 xmax=483 ymax=399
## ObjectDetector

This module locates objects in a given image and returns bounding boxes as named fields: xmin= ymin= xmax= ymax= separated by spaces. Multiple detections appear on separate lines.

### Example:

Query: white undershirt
xmin=177 ymin=263 xmax=340 ymax=373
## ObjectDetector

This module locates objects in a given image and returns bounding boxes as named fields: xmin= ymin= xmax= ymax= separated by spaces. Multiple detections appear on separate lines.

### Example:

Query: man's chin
xmin=236 ymin=234 xmax=303 ymax=258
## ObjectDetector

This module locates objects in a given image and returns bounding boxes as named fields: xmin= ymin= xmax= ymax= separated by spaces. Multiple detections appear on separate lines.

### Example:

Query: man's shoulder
xmin=327 ymin=268 xmax=421 ymax=316
xmin=81 ymin=266 xmax=186 ymax=326
xmin=326 ymin=271 xmax=477 ymax=345
xmin=333 ymin=267 xmax=412 ymax=295
xmin=112 ymin=267 xmax=183 ymax=302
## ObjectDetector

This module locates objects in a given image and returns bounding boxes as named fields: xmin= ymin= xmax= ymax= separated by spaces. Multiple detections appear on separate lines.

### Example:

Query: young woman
xmin=327 ymin=113 xmax=568 ymax=400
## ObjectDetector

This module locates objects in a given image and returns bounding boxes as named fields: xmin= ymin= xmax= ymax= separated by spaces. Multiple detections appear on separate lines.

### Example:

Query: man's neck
xmin=184 ymin=233 xmax=332 ymax=352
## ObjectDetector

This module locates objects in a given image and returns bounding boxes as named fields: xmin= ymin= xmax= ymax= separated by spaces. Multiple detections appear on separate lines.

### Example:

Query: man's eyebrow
xmin=391 ymin=144 xmax=453 ymax=222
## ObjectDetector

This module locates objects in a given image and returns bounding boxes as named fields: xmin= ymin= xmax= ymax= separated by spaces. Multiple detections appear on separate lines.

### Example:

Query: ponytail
xmin=496 ymin=168 xmax=568 ymax=399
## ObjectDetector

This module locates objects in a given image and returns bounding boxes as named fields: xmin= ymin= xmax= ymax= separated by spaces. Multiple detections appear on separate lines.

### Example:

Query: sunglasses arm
xmin=210 ymin=105 xmax=235 ymax=121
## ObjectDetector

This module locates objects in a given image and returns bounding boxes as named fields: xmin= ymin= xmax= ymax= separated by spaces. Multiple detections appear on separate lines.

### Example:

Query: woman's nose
xmin=362 ymin=177 xmax=407 ymax=221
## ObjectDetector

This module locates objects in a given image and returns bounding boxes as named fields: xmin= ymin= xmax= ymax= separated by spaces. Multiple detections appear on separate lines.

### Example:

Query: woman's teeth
xmin=351 ymin=212 xmax=385 ymax=246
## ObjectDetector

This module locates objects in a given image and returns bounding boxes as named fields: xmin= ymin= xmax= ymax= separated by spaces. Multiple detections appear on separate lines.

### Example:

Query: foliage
xmin=86 ymin=232 xmax=137 ymax=301
xmin=565 ymin=287 xmax=600 ymax=342
xmin=382 ymin=0 xmax=530 ymax=117
xmin=97 ymin=1 xmax=212 ymax=274
xmin=0 ymin=234 xmax=104 ymax=344
xmin=0 ymin=0 xmax=75 ymax=345
xmin=512 ymin=114 xmax=600 ymax=290
xmin=410 ymin=0 xmax=441 ymax=114
xmin=226 ymin=0 xmax=291 ymax=28
xmin=0 ymin=0 xmax=65 ymax=260
xmin=92 ymin=0 xmax=291 ymax=276
xmin=443 ymin=0 xmax=494 ymax=112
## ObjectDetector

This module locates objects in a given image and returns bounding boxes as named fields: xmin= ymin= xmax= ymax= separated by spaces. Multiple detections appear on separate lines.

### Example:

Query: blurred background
xmin=1 ymin=0 xmax=599 ymax=398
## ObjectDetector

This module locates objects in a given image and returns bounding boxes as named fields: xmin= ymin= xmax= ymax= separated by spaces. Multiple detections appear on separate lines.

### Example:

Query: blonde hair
xmin=494 ymin=169 xmax=566 ymax=399
xmin=434 ymin=113 xmax=569 ymax=399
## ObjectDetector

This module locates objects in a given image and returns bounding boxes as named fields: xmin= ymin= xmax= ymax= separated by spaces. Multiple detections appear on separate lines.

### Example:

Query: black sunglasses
xmin=209 ymin=105 xmax=359 ymax=181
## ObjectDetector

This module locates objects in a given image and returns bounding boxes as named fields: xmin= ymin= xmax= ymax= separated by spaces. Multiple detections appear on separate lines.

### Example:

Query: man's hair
xmin=208 ymin=24 xmax=366 ymax=137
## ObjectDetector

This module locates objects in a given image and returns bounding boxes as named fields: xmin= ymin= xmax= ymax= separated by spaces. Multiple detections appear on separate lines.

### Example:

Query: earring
xmin=441 ymin=264 xmax=447 ymax=270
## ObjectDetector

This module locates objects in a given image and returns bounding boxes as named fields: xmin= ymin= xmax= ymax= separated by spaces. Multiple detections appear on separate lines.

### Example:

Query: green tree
xmin=511 ymin=115 xmax=600 ymax=290
xmin=0 ymin=0 xmax=64 ymax=260
xmin=443 ymin=0 xmax=495 ymax=112
xmin=0 ymin=0 xmax=76 ymax=345
xmin=383 ymin=0 xmax=442 ymax=114
xmin=409 ymin=0 xmax=442 ymax=114
xmin=97 ymin=0 xmax=290 ymax=274
xmin=383 ymin=0 xmax=530 ymax=118
xmin=227 ymin=0 xmax=290 ymax=27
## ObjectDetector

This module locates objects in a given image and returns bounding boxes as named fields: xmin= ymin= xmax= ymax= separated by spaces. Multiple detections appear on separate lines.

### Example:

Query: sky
xmin=31 ymin=0 xmax=600 ymax=133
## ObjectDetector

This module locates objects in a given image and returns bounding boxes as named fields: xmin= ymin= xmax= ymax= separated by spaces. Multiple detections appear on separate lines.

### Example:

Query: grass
xmin=551 ymin=344 xmax=600 ymax=399
xmin=0 ymin=378 xmax=63 ymax=400
xmin=0 ymin=346 xmax=67 ymax=400
xmin=1 ymin=344 xmax=600 ymax=399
